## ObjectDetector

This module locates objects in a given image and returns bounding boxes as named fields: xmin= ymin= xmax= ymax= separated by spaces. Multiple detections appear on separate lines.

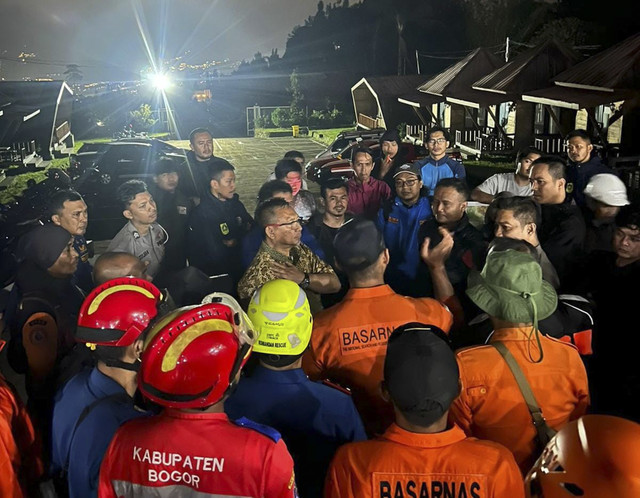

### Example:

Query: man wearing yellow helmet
xmin=226 ymin=279 xmax=366 ymax=498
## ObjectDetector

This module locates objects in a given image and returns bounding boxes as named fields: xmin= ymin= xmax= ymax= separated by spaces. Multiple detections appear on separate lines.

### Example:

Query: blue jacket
xmin=226 ymin=365 xmax=366 ymax=498
xmin=566 ymin=155 xmax=611 ymax=207
xmin=51 ymin=368 xmax=149 ymax=497
xmin=414 ymin=155 xmax=466 ymax=196
xmin=241 ymin=224 xmax=325 ymax=270
xmin=377 ymin=196 xmax=432 ymax=291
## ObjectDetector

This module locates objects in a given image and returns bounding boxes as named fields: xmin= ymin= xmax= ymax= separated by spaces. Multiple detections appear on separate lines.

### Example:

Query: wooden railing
xmin=475 ymin=134 xmax=514 ymax=153
xmin=534 ymin=135 xmax=565 ymax=154
xmin=455 ymin=128 xmax=481 ymax=146
xmin=358 ymin=113 xmax=380 ymax=130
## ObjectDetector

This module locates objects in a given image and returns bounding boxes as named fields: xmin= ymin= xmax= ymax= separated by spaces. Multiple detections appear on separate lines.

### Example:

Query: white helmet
xmin=583 ymin=174 xmax=629 ymax=207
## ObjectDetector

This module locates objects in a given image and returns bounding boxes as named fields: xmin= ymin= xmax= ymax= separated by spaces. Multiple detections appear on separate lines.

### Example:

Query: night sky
xmin=0 ymin=0 xmax=324 ymax=81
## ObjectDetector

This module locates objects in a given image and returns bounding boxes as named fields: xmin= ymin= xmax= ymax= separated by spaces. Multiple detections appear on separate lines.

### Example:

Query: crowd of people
xmin=1 ymin=125 xmax=640 ymax=497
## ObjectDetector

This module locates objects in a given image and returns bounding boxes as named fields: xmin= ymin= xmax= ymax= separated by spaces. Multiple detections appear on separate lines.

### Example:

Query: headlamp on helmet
xmin=139 ymin=295 xmax=257 ymax=409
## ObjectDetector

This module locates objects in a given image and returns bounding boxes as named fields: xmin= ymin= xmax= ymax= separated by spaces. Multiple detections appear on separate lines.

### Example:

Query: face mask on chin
xmin=288 ymin=178 xmax=302 ymax=196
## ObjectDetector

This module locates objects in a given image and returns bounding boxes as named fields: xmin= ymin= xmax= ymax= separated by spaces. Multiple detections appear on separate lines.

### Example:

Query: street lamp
xmin=149 ymin=72 xmax=171 ymax=91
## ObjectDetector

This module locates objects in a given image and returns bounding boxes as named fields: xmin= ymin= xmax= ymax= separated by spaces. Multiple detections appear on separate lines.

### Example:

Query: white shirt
xmin=476 ymin=172 xmax=532 ymax=197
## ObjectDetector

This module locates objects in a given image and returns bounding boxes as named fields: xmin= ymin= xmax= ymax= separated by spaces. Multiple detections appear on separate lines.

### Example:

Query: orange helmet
xmin=526 ymin=415 xmax=640 ymax=497
xmin=76 ymin=277 xmax=162 ymax=347
xmin=139 ymin=296 xmax=257 ymax=409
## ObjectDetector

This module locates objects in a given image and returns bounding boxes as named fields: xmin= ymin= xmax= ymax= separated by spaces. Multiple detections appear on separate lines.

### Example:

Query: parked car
xmin=74 ymin=139 xmax=188 ymax=240
xmin=307 ymin=141 xmax=429 ymax=184
xmin=314 ymin=128 xmax=387 ymax=160
xmin=306 ymin=139 xmax=380 ymax=182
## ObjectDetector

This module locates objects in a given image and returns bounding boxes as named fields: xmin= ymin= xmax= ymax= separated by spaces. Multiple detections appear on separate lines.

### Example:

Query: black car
xmin=314 ymin=128 xmax=387 ymax=159
xmin=74 ymin=139 xmax=188 ymax=240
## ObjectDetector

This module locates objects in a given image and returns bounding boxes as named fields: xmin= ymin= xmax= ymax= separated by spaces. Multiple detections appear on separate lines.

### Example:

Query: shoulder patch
xmin=232 ymin=416 xmax=282 ymax=442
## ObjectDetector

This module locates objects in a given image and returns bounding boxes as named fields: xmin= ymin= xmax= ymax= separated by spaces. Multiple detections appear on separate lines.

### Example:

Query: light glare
xmin=150 ymin=72 xmax=171 ymax=90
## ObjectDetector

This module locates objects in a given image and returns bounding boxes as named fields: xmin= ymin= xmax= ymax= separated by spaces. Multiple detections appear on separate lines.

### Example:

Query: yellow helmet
xmin=248 ymin=279 xmax=312 ymax=356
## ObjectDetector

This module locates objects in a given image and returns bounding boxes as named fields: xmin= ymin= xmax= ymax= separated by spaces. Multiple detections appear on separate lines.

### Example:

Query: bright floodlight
xmin=150 ymin=72 xmax=171 ymax=91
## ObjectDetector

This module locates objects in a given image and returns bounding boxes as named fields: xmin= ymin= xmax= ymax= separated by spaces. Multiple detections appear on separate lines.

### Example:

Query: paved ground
xmin=169 ymin=136 xmax=326 ymax=215
xmin=89 ymin=136 xmax=327 ymax=255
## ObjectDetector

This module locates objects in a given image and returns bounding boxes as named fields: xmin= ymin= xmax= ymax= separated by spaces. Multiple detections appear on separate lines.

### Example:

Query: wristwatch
xmin=299 ymin=273 xmax=310 ymax=290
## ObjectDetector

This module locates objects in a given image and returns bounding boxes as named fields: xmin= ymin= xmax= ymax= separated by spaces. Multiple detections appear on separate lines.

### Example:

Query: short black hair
xmin=274 ymin=159 xmax=302 ymax=180
xmin=320 ymin=178 xmax=349 ymax=199
xmin=257 ymin=180 xmax=292 ymax=203
xmin=189 ymin=127 xmax=212 ymax=143
xmin=434 ymin=178 xmax=469 ymax=200
xmin=351 ymin=146 xmax=373 ymax=162
xmin=566 ymin=129 xmax=592 ymax=143
xmin=379 ymin=129 xmax=401 ymax=148
xmin=48 ymin=189 xmax=84 ymax=218
xmin=257 ymin=351 xmax=302 ymax=368
xmin=616 ymin=203 xmax=640 ymax=230
xmin=488 ymin=237 xmax=539 ymax=261
xmin=516 ymin=146 xmax=543 ymax=163
xmin=207 ymin=158 xmax=235 ymax=182
xmin=284 ymin=150 xmax=304 ymax=161
xmin=532 ymin=155 xmax=566 ymax=181
xmin=427 ymin=126 xmax=450 ymax=142
xmin=117 ymin=180 xmax=148 ymax=210
xmin=255 ymin=197 xmax=290 ymax=229
xmin=153 ymin=156 xmax=179 ymax=176
xmin=496 ymin=195 xmax=539 ymax=226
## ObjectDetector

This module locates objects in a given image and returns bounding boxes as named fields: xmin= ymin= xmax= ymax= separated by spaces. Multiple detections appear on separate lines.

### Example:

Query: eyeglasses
xmin=266 ymin=217 xmax=303 ymax=229
xmin=395 ymin=179 xmax=419 ymax=188
xmin=427 ymin=138 xmax=447 ymax=145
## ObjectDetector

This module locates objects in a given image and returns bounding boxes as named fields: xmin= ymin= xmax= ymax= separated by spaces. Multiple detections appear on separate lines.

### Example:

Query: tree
xmin=130 ymin=104 xmax=157 ymax=132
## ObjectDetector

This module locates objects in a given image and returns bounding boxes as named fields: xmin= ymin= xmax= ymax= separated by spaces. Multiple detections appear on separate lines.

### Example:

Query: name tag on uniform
xmin=338 ymin=321 xmax=405 ymax=356
xmin=374 ymin=473 xmax=486 ymax=498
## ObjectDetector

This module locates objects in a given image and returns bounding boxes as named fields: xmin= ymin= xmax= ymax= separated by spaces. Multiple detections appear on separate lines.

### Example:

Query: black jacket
xmin=183 ymin=151 xmax=218 ymax=199
xmin=148 ymin=185 xmax=193 ymax=272
xmin=187 ymin=192 xmax=253 ymax=282
xmin=539 ymin=201 xmax=586 ymax=284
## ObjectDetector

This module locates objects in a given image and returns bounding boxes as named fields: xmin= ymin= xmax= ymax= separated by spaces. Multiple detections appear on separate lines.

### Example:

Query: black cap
xmin=384 ymin=323 xmax=459 ymax=426
xmin=17 ymin=223 xmax=73 ymax=270
xmin=153 ymin=157 xmax=179 ymax=175
xmin=393 ymin=162 xmax=421 ymax=179
xmin=333 ymin=217 xmax=385 ymax=272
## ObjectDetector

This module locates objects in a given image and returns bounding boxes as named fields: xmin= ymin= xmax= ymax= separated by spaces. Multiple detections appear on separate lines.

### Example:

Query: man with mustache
xmin=49 ymin=190 xmax=92 ymax=292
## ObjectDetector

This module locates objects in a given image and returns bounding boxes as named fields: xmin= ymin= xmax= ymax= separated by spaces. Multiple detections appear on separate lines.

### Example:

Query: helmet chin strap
xmin=103 ymin=358 xmax=141 ymax=372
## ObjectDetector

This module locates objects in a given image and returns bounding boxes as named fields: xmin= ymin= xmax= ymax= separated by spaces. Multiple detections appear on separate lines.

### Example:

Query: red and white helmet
xmin=76 ymin=277 xmax=162 ymax=347
xmin=526 ymin=415 xmax=640 ymax=497
xmin=139 ymin=295 xmax=257 ymax=409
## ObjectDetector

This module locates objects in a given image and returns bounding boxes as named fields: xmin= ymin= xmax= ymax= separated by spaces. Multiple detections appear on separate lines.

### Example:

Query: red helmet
xmin=526 ymin=415 xmax=640 ymax=497
xmin=76 ymin=277 xmax=162 ymax=347
xmin=139 ymin=296 xmax=257 ymax=409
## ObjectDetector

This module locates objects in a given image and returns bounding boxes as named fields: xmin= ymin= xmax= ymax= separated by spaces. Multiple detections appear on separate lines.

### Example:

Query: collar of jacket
xmin=248 ymin=365 xmax=308 ymax=384
xmin=381 ymin=422 xmax=467 ymax=448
